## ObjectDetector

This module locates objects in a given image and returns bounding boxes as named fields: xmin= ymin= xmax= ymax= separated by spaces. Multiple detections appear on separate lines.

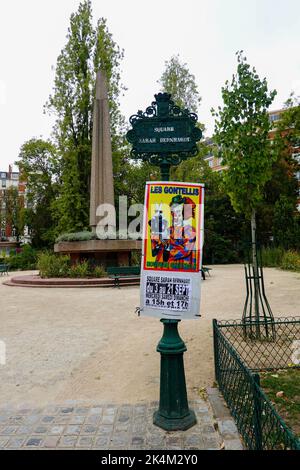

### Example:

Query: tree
xmin=158 ymin=54 xmax=205 ymax=181
xmin=158 ymin=55 xmax=201 ymax=113
xmin=4 ymin=187 xmax=25 ymax=242
xmin=17 ymin=138 xmax=58 ymax=247
xmin=45 ymin=0 xmax=126 ymax=234
xmin=212 ymin=51 xmax=277 ymax=323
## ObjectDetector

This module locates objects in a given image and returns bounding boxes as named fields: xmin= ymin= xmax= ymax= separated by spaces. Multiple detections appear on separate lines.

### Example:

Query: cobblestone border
xmin=206 ymin=387 xmax=244 ymax=450
xmin=0 ymin=399 xmax=225 ymax=450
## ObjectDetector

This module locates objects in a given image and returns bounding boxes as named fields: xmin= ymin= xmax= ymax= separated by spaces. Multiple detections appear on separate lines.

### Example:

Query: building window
xmin=269 ymin=113 xmax=281 ymax=123
xmin=1 ymin=180 xmax=6 ymax=188
xmin=208 ymin=159 xmax=213 ymax=168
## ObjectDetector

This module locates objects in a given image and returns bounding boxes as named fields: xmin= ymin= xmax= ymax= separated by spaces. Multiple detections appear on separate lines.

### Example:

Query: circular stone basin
xmin=3 ymin=274 xmax=140 ymax=288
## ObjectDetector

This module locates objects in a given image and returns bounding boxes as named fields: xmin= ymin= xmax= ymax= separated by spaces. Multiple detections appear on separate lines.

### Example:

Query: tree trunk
xmin=251 ymin=209 xmax=260 ymax=325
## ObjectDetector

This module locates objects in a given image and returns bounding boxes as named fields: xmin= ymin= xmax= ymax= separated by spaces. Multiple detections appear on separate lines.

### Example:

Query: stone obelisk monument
xmin=90 ymin=70 xmax=115 ymax=233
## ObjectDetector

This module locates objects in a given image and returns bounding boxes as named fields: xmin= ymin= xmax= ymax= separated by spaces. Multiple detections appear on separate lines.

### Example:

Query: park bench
xmin=0 ymin=264 xmax=9 ymax=275
xmin=201 ymin=266 xmax=212 ymax=280
xmin=107 ymin=266 xmax=140 ymax=288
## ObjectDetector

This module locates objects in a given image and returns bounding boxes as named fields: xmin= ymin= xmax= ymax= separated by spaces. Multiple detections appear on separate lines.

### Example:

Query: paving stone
xmin=60 ymin=407 xmax=74 ymax=414
xmin=102 ymin=414 xmax=115 ymax=425
xmin=33 ymin=426 xmax=48 ymax=434
xmin=58 ymin=436 xmax=77 ymax=448
xmin=224 ymin=438 xmax=244 ymax=450
xmin=8 ymin=416 xmax=24 ymax=425
xmin=23 ymin=415 xmax=40 ymax=425
xmin=89 ymin=407 xmax=103 ymax=415
xmin=49 ymin=425 xmax=65 ymax=435
xmin=202 ymin=437 xmax=220 ymax=449
xmin=25 ymin=437 xmax=43 ymax=447
xmin=65 ymin=425 xmax=81 ymax=436
xmin=41 ymin=416 xmax=55 ymax=423
xmin=118 ymin=415 xmax=130 ymax=423
xmin=132 ymin=424 xmax=146 ymax=434
xmin=0 ymin=399 xmax=240 ymax=451
xmin=16 ymin=427 xmax=31 ymax=436
xmin=86 ymin=414 xmax=101 ymax=425
xmin=44 ymin=406 xmax=59 ymax=415
xmin=97 ymin=425 xmax=113 ymax=435
xmin=43 ymin=436 xmax=60 ymax=448
xmin=115 ymin=423 xmax=130 ymax=432
xmin=76 ymin=436 xmax=94 ymax=448
xmin=7 ymin=437 xmax=25 ymax=448
xmin=217 ymin=419 xmax=239 ymax=438
xmin=184 ymin=434 xmax=202 ymax=447
xmin=53 ymin=416 xmax=71 ymax=424
xmin=201 ymin=424 xmax=216 ymax=434
xmin=111 ymin=432 xmax=130 ymax=446
xmin=0 ymin=438 xmax=9 ymax=448
xmin=131 ymin=436 xmax=144 ymax=446
xmin=0 ymin=426 xmax=19 ymax=435
xmin=69 ymin=415 xmax=86 ymax=425
xmin=94 ymin=436 xmax=109 ymax=447
xmin=82 ymin=425 xmax=98 ymax=434
xmin=75 ymin=407 xmax=90 ymax=415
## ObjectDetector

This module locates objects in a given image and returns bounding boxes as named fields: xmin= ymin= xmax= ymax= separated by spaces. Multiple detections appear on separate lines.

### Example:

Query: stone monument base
xmin=54 ymin=239 xmax=142 ymax=267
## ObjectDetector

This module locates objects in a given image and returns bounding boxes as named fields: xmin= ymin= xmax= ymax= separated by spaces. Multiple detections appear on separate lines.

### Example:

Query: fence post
xmin=253 ymin=373 xmax=263 ymax=450
xmin=213 ymin=319 xmax=219 ymax=384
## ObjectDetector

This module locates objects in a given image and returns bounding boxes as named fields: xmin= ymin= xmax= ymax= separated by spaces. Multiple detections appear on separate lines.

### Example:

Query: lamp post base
xmin=153 ymin=408 xmax=197 ymax=431
xmin=153 ymin=319 xmax=196 ymax=431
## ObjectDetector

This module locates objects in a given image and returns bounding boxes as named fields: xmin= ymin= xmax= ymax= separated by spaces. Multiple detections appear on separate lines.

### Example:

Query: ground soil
xmin=0 ymin=265 xmax=299 ymax=407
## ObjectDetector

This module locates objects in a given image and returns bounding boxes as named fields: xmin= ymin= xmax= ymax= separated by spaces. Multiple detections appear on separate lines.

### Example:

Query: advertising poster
xmin=140 ymin=181 xmax=205 ymax=320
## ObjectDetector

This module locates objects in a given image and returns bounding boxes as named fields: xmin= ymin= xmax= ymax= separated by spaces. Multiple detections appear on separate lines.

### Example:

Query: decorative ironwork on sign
xmin=126 ymin=93 xmax=202 ymax=165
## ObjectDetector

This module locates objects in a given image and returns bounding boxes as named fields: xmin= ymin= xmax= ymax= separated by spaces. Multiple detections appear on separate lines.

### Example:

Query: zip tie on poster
xmin=135 ymin=307 xmax=142 ymax=317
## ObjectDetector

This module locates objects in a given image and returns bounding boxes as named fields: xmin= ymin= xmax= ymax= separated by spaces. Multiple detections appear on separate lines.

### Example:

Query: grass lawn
xmin=260 ymin=368 xmax=300 ymax=437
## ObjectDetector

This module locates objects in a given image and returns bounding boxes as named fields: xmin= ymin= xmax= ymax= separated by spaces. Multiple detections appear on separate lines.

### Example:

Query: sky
xmin=0 ymin=0 xmax=300 ymax=171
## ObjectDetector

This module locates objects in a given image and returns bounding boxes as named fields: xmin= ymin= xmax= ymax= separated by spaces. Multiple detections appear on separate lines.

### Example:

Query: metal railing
xmin=213 ymin=318 xmax=300 ymax=450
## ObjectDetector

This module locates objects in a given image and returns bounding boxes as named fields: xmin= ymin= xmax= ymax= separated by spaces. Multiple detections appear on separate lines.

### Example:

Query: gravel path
xmin=0 ymin=265 xmax=299 ymax=408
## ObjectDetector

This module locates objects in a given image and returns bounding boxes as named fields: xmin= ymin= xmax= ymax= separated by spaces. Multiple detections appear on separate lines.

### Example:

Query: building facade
xmin=0 ymin=165 xmax=29 ymax=254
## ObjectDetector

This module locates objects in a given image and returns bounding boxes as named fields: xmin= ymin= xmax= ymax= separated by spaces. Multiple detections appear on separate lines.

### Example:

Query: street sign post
xmin=126 ymin=93 xmax=203 ymax=431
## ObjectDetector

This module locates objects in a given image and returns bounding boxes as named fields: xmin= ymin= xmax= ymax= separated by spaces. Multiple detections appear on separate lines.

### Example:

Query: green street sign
xmin=126 ymin=93 xmax=202 ymax=160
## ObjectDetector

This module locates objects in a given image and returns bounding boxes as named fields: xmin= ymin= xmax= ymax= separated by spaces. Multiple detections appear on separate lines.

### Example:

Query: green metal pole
xmin=153 ymin=161 xmax=196 ymax=431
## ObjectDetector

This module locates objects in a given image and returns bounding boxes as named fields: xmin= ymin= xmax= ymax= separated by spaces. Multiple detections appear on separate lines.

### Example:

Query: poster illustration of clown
xmin=140 ymin=182 xmax=204 ymax=320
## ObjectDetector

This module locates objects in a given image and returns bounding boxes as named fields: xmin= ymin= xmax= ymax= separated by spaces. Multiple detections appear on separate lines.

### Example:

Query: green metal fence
xmin=213 ymin=318 xmax=300 ymax=450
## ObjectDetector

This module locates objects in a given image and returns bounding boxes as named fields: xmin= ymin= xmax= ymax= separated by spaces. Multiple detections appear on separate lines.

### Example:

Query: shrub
xmin=281 ymin=250 xmax=300 ymax=272
xmin=93 ymin=265 xmax=106 ymax=278
xmin=68 ymin=260 xmax=90 ymax=278
xmin=37 ymin=252 xmax=71 ymax=278
xmin=56 ymin=231 xmax=97 ymax=242
xmin=8 ymin=244 xmax=38 ymax=270
xmin=261 ymin=247 xmax=284 ymax=267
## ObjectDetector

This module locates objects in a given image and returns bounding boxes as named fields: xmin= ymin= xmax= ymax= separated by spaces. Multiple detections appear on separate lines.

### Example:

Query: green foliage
xmin=69 ymin=260 xmax=90 ymax=278
xmin=93 ymin=265 xmax=106 ymax=277
xmin=55 ymin=231 xmax=97 ymax=242
xmin=7 ymin=244 xmax=38 ymax=270
xmin=260 ymin=247 xmax=285 ymax=267
xmin=37 ymin=252 xmax=108 ymax=278
xmin=212 ymin=51 xmax=277 ymax=218
xmin=2 ymin=187 xmax=25 ymax=241
xmin=37 ymin=252 xmax=71 ymax=278
xmin=260 ymin=369 xmax=300 ymax=437
xmin=17 ymin=138 xmax=58 ymax=247
xmin=158 ymin=55 xmax=201 ymax=114
xmin=45 ymin=0 xmax=126 ymax=235
xmin=281 ymin=250 xmax=300 ymax=272
xmin=261 ymin=247 xmax=300 ymax=272
xmin=273 ymin=196 xmax=300 ymax=249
